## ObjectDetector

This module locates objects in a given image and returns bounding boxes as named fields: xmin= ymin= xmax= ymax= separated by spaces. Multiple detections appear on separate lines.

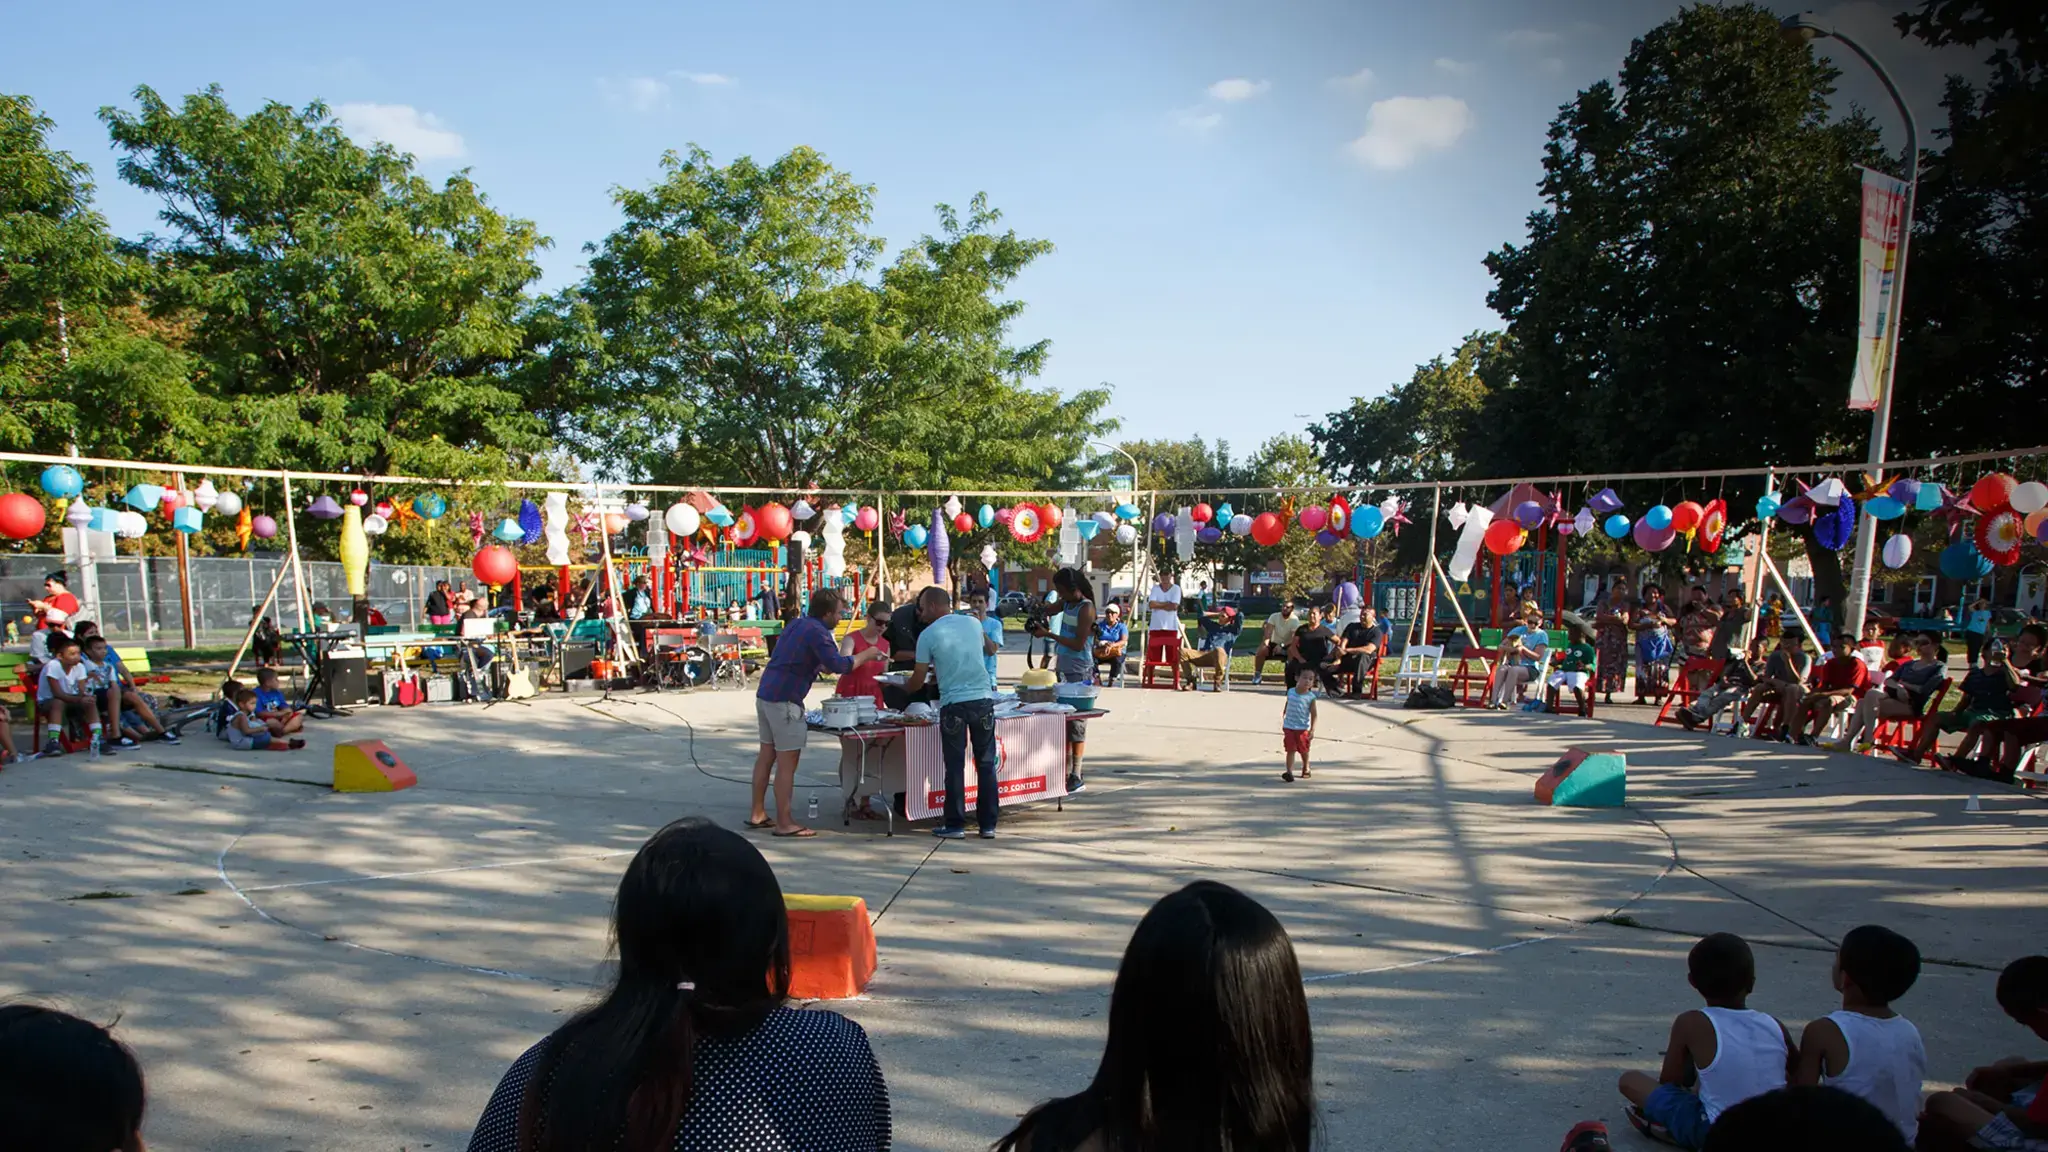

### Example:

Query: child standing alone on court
xmin=1620 ymin=932 xmax=1793 ymax=1148
xmin=1281 ymin=667 xmax=1317 ymax=782
xmin=1790 ymin=924 xmax=1925 ymax=1144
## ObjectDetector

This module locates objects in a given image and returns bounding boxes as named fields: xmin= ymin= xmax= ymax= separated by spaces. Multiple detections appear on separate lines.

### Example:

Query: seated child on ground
xmin=35 ymin=635 xmax=109 ymax=757
xmin=1790 ymin=924 xmax=1924 ymax=1144
xmin=1619 ymin=932 xmax=1793 ymax=1150
xmin=226 ymin=688 xmax=304 ymax=752
xmin=1920 ymin=955 xmax=2048 ymax=1152
xmin=252 ymin=668 xmax=304 ymax=737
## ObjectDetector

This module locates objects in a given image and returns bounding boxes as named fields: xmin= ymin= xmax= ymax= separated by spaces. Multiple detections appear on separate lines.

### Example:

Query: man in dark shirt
xmin=1337 ymin=606 xmax=1384 ymax=699
xmin=885 ymin=598 xmax=940 ymax=708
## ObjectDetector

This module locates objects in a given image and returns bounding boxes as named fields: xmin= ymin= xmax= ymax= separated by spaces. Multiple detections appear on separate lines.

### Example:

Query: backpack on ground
xmin=1404 ymin=683 xmax=1457 ymax=710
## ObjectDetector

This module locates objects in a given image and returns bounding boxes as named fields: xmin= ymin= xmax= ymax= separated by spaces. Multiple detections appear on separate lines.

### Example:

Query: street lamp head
xmin=1780 ymin=11 xmax=1830 ymax=43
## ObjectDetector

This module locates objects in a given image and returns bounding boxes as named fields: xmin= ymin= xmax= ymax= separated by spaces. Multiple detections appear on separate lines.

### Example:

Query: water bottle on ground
xmin=807 ymin=794 xmax=819 ymax=821
xmin=89 ymin=735 xmax=102 ymax=761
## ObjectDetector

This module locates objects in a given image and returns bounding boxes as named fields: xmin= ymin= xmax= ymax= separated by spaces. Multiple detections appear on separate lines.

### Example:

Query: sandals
xmin=772 ymin=826 xmax=818 ymax=838
xmin=743 ymin=818 xmax=775 ymax=830
xmin=1624 ymin=1104 xmax=1679 ymax=1147
xmin=1561 ymin=1121 xmax=1611 ymax=1152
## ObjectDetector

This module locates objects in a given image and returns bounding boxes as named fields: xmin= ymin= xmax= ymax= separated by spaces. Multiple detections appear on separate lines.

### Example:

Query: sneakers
xmin=1066 ymin=775 xmax=1086 ymax=795
xmin=158 ymin=732 xmax=181 ymax=745
xmin=933 ymin=826 xmax=967 ymax=840
xmin=977 ymin=828 xmax=997 ymax=840
xmin=42 ymin=738 xmax=63 ymax=757
xmin=115 ymin=736 xmax=139 ymax=749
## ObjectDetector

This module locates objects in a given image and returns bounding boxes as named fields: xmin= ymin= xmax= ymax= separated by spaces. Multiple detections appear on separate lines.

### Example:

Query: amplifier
xmin=326 ymin=655 xmax=369 ymax=706
xmin=561 ymin=642 xmax=597 ymax=680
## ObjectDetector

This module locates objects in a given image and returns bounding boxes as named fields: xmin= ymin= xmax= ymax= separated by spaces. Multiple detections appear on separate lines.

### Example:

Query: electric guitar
xmin=503 ymin=633 xmax=536 ymax=699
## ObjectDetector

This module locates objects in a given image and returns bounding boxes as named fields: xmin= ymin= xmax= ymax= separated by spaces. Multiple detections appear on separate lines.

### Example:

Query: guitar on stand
xmin=501 ymin=632 xmax=537 ymax=701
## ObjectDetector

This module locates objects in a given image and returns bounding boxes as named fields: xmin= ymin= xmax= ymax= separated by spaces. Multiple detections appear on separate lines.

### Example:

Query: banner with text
xmin=1851 ymin=167 xmax=1909 ymax=411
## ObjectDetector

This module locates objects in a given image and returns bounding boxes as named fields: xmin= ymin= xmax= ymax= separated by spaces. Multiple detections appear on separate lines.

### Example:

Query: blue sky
xmin=11 ymin=0 xmax=1975 ymax=455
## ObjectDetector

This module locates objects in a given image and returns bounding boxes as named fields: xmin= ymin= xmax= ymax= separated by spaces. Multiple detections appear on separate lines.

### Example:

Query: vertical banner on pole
xmin=1851 ymin=166 xmax=1909 ymax=412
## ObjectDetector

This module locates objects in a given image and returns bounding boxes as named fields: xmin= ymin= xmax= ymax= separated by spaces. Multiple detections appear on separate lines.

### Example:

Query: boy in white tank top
xmin=1792 ymin=924 xmax=1925 ymax=1144
xmin=1620 ymin=932 xmax=1794 ymax=1149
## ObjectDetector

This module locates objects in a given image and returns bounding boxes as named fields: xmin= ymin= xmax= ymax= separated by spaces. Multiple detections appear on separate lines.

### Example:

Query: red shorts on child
xmin=1283 ymin=728 xmax=1311 ymax=754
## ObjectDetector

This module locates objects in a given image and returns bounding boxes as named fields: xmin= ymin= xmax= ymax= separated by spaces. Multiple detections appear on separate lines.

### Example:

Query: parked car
xmin=995 ymin=590 xmax=1032 ymax=618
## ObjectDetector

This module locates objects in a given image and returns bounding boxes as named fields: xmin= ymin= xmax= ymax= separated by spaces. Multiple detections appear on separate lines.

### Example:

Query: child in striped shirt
xmin=1281 ymin=667 xmax=1318 ymax=782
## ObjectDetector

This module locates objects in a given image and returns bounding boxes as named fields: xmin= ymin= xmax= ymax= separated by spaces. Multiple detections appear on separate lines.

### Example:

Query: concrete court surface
xmin=2 ymin=661 xmax=2044 ymax=1152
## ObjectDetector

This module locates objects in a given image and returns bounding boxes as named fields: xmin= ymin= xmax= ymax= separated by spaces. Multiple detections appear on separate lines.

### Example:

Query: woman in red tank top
xmin=836 ymin=600 xmax=892 ymax=705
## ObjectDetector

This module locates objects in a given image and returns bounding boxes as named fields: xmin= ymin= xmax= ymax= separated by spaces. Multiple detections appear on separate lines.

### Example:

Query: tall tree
xmin=1311 ymin=331 xmax=1500 ymax=485
xmin=555 ymin=146 xmax=1109 ymax=491
xmin=1478 ymin=4 xmax=1891 ymax=477
xmin=100 ymin=85 xmax=553 ymax=479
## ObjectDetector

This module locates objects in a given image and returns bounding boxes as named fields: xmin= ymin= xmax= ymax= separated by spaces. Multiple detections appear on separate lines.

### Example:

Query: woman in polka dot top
xmin=466 ymin=818 xmax=891 ymax=1152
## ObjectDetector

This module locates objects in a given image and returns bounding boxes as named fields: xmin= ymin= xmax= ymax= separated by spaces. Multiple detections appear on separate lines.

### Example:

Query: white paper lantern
xmin=979 ymin=544 xmax=998 ymax=568
xmin=1809 ymin=478 xmax=1846 ymax=507
xmin=2011 ymin=481 xmax=2048 ymax=516
xmin=1574 ymin=507 xmax=1596 ymax=536
xmin=665 ymin=502 xmax=701 ymax=536
xmin=66 ymin=497 xmax=94 ymax=527
xmin=646 ymin=518 xmax=669 ymax=559
xmin=213 ymin=490 xmax=242 ymax=516
xmin=819 ymin=508 xmax=846 ymax=578
xmin=1229 ymin=513 xmax=1253 ymax=536
xmin=1881 ymin=534 xmax=1913 ymax=569
xmin=791 ymin=498 xmax=815 ymax=521
xmin=1447 ymin=501 xmax=1470 ymax=531
xmin=1379 ymin=496 xmax=1401 ymax=520
xmin=194 ymin=479 xmax=219 ymax=511
xmin=362 ymin=513 xmax=389 ymax=535
xmin=1115 ymin=523 xmax=1137 ymax=545
xmin=544 ymin=492 xmax=572 ymax=566
xmin=943 ymin=495 xmax=963 ymax=518
xmin=117 ymin=510 xmax=149 ymax=539
xmin=1447 ymin=505 xmax=1494 ymax=583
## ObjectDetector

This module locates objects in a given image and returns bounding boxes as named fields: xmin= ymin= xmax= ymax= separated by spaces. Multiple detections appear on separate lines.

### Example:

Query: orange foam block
xmin=784 ymin=894 xmax=877 ymax=1001
xmin=333 ymin=740 xmax=417 ymax=793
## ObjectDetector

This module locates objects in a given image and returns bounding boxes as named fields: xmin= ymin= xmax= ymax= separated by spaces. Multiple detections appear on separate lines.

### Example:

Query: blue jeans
xmin=1641 ymin=1083 xmax=1710 ymax=1149
xmin=940 ymin=698 xmax=999 ymax=833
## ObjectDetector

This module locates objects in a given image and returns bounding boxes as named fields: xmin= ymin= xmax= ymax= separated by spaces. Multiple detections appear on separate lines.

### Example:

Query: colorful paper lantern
xmin=787 ymin=500 xmax=811 ymax=521
xmin=1939 ymin=539 xmax=1992 ymax=580
xmin=66 ymin=497 xmax=94 ymax=528
xmin=193 ymin=479 xmax=219 ymax=512
xmin=234 ymin=507 xmax=252 ymax=550
xmin=1573 ymin=508 xmax=1596 ymax=536
xmin=1603 ymin=514 xmax=1630 ymax=539
xmin=732 ymin=507 xmax=759 ymax=546
xmin=125 ymin=484 xmax=163 ymax=511
xmin=624 ymin=502 xmax=650 ymax=522
xmin=1513 ymin=500 xmax=1545 ymax=530
xmin=347 ymin=487 xmax=368 ymax=507
xmin=1191 ymin=502 xmax=1214 ymax=523
xmin=1864 ymin=495 xmax=1905 ymax=521
xmin=1914 ymin=483 xmax=1946 ymax=512
xmin=1971 ymin=473 xmax=2017 ymax=514
xmin=338 ymin=506 xmax=368 ymax=595
xmin=0 ymin=492 xmax=47 ymax=540
xmin=1314 ymin=529 xmax=1339 ymax=546
xmin=1115 ymin=503 xmax=1140 ymax=521
xmin=2028 ymin=509 xmax=2048 ymax=541
xmin=1076 ymin=518 xmax=1100 ymax=540
xmin=977 ymin=503 xmax=995 ymax=528
xmin=1114 ymin=523 xmax=1137 ymax=545
xmin=1152 ymin=512 xmax=1175 ymax=534
xmin=214 ymin=490 xmax=243 ymax=517
xmin=1250 ymin=512 xmax=1285 ymax=546
xmin=1633 ymin=519 xmax=1677 ymax=551
xmin=307 ymin=495 xmax=343 ymax=519
xmin=173 ymin=507 xmax=203 ymax=534
xmin=1670 ymin=501 xmax=1703 ymax=533
xmin=904 ymin=524 xmax=929 ymax=549
xmin=1644 ymin=504 xmax=1673 ymax=531
xmin=602 ymin=512 xmax=628 ymax=536
xmin=1777 ymin=501 xmax=1812 ymax=526
xmin=1326 ymin=497 xmax=1351 ymax=535
xmin=473 ymin=545 xmax=518 ymax=587
xmin=953 ymin=512 xmax=974 ymax=534
xmin=706 ymin=503 xmax=735 ymax=527
xmin=1881 ymin=534 xmax=1913 ymax=569
xmin=518 ymin=498 xmax=544 ymax=544
xmin=1814 ymin=499 xmax=1857 ymax=551
xmin=1755 ymin=492 xmax=1781 ymax=519
xmin=252 ymin=514 xmax=278 ymax=539
xmin=1888 ymin=478 xmax=1920 ymax=506
xmin=1298 ymin=505 xmax=1327 ymax=533
xmin=1483 ymin=520 xmax=1526 ymax=554
xmin=414 ymin=493 xmax=448 ymax=520
xmin=1976 ymin=508 xmax=2025 ymax=566
xmin=854 ymin=505 xmax=879 ymax=532
xmin=493 ymin=517 xmax=523 ymax=542
xmin=929 ymin=508 xmax=950 ymax=580
xmin=1229 ymin=513 xmax=1253 ymax=536
xmin=39 ymin=465 xmax=83 ymax=499
xmin=756 ymin=502 xmax=792 ymax=542
xmin=1808 ymin=478 xmax=1846 ymax=507
xmin=1699 ymin=500 xmax=1728 ymax=552
xmin=1197 ymin=525 xmax=1223 ymax=543
xmin=1215 ymin=503 xmax=1234 ymax=522
xmin=1009 ymin=506 xmax=1043 ymax=543
xmin=2007 ymin=481 xmax=2048 ymax=516
xmin=1352 ymin=506 xmax=1384 ymax=539
xmin=1041 ymin=504 xmax=1063 ymax=529
xmin=1588 ymin=488 xmax=1623 ymax=515
xmin=1092 ymin=511 xmax=1116 ymax=531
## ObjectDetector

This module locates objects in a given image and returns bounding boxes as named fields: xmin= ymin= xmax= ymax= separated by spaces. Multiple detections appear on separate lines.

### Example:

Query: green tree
xmin=100 ymin=85 xmax=554 ymax=481
xmin=555 ymin=146 xmax=1110 ymax=491
xmin=1311 ymin=331 xmax=1501 ymax=485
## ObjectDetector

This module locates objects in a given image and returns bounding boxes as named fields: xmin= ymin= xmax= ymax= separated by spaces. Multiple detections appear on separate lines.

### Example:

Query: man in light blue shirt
xmin=907 ymin=587 xmax=1000 ymax=839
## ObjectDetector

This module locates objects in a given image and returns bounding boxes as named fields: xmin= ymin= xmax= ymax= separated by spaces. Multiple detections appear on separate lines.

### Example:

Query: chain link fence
xmin=2 ymin=553 xmax=472 ymax=647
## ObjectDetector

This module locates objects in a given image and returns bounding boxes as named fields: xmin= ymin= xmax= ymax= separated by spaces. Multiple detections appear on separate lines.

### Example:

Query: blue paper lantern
xmin=904 ymin=524 xmax=928 ymax=549
xmin=1813 ymin=499 xmax=1857 ymax=551
xmin=1914 ymin=484 xmax=1945 ymax=512
xmin=1939 ymin=540 xmax=1992 ymax=580
xmin=40 ymin=465 xmax=84 ymax=499
xmin=1864 ymin=495 xmax=1905 ymax=521
xmin=1644 ymin=504 xmax=1673 ymax=531
xmin=413 ymin=492 xmax=447 ymax=520
xmin=707 ymin=504 xmax=735 ymax=527
xmin=1603 ymin=514 xmax=1631 ymax=539
xmin=124 ymin=483 xmax=163 ymax=511
xmin=89 ymin=508 xmax=121 ymax=534
xmin=493 ymin=517 xmax=524 ymax=542
xmin=1314 ymin=529 xmax=1340 ymax=546
xmin=977 ymin=503 xmax=995 ymax=529
xmin=1352 ymin=506 xmax=1384 ymax=539
xmin=1755 ymin=492 xmax=1781 ymax=519
xmin=517 ymin=499 xmax=544 ymax=544
xmin=1115 ymin=503 xmax=1140 ymax=521
xmin=1215 ymin=503 xmax=1233 ymax=522
xmin=1076 ymin=518 xmax=1100 ymax=540
xmin=173 ymin=507 xmax=204 ymax=534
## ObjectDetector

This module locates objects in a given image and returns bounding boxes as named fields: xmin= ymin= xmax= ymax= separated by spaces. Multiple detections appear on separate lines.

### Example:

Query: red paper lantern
xmin=1251 ymin=512 xmax=1285 ymax=546
xmin=1298 ymin=505 xmax=1327 ymax=533
xmin=953 ymin=512 xmax=974 ymax=534
xmin=1971 ymin=472 xmax=2016 ymax=514
xmin=1191 ymin=502 xmax=1213 ymax=523
xmin=1670 ymin=501 xmax=1704 ymax=533
xmin=755 ymin=501 xmax=792 ymax=542
xmin=1483 ymin=520 xmax=1527 ymax=555
xmin=0 ymin=492 xmax=47 ymax=540
xmin=1039 ymin=503 xmax=1063 ymax=529
xmin=472 ymin=545 xmax=518 ymax=587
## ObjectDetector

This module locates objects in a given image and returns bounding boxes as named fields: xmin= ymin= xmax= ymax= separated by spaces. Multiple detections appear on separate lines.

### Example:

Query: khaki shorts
xmin=755 ymin=698 xmax=808 ymax=753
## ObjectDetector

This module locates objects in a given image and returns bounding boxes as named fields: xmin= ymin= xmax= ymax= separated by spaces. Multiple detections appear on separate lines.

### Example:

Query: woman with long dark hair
xmin=1036 ymin=567 xmax=1097 ymax=793
xmin=994 ymin=881 xmax=1316 ymax=1152
xmin=467 ymin=818 xmax=890 ymax=1152
xmin=0 ymin=1003 xmax=149 ymax=1152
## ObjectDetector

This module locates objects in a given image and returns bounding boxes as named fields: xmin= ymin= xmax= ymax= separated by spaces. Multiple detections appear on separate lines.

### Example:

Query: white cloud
xmin=1502 ymin=28 xmax=1561 ymax=49
xmin=599 ymin=76 xmax=671 ymax=112
xmin=1174 ymin=108 xmax=1224 ymax=132
xmin=1328 ymin=66 xmax=1375 ymax=91
xmin=334 ymin=103 xmax=466 ymax=161
xmin=1539 ymin=56 xmax=1567 ymax=75
xmin=1347 ymin=95 xmax=1474 ymax=170
xmin=1433 ymin=57 xmax=1478 ymax=77
xmin=1207 ymin=77 xmax=1271 ymax=103
xmin=670 ymin=70 xmax=735 ymax=87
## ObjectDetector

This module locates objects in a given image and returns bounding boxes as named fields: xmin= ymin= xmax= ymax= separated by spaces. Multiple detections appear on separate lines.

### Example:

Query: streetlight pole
xmin=1782 ymin=11 xmax=1919 ymax=642
xmin=1087 ymin=438 xmax=1148 ymax=599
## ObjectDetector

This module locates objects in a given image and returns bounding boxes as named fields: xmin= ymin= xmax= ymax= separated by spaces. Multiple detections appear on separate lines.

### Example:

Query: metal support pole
xmin=172 ymin=471 xmax=195 ymax=647
xmin=280 ymin=473 xmax=312 ymax=631
xmin=1420 ymin=489 xmax=1442 ymax=646
xmin=1748 ymin=468 xmax=1775 ymax=645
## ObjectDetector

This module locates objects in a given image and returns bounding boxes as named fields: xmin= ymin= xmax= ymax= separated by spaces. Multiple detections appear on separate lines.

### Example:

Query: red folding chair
xmin=1449 ymin=648 xmax=1497 ymax=708
xmin=1140 ymin=631 xmax=1182 ymax=690
xmin=1655 ymin=657 xmax=1725 ymax=728
xmin=1873 ymin=679 xmax=1952 ymax=764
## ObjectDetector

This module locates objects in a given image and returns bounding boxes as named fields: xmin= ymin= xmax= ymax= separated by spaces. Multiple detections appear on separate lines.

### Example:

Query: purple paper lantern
xmin=1632 ymin=518 xmax=1677 ymax=551
xmin=1513 ymin=500 xmax=1546 ymax=529
xmin=1315 ymin=529 xmax=1340 ymax=546
xmin=1777 ymin=501 xmax=1812 ymax=526
xmin=307 ymin=495 xmax=343 ymax=520
xmin=1588 ymin=487 xmax=1624 ymax=515
xmin=1888 ymin=477 xmax=1920 ymax=506
xmin=1152 ymin=512 xmax=1175 ymax=534
xmin=252 ymin=514 xmax=279 ymax=539
xmin=1196 ymin=525 xmax=1223 ymax=543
